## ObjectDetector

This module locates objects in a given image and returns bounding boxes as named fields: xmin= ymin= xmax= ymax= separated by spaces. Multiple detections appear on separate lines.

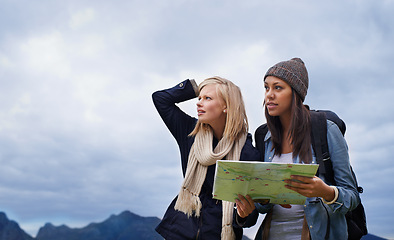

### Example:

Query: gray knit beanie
xmin=264 ymin=57 xmax=309 ymax=102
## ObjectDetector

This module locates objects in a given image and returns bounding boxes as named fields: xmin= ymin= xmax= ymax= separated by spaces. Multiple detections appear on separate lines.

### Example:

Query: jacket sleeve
xmin=326 ymin=120 xmax=360 ymax=213
xmin=152 ymin=79 xmax=199 ymax=144
xmin=234 ymin=134 xmax=263 ymax=228
xmin=234 ymin=208 xmax=259 ymax=228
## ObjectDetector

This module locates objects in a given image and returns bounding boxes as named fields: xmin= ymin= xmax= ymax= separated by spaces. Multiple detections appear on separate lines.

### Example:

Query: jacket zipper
xmin=196 ymin=213 xmax=203 ymax=239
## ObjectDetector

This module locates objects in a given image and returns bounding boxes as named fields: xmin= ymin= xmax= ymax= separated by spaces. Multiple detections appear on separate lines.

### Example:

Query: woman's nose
xmin=266 ymin=89 xmax=274 ymax=99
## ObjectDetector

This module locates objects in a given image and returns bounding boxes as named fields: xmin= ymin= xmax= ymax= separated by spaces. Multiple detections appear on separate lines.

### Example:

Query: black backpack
xmin=254 ymin=110 xmax=367 ymax=240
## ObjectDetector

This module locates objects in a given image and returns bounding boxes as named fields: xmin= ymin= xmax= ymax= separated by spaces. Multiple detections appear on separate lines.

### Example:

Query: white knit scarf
xmin=174 ymin=127 xmax=247 ymax=240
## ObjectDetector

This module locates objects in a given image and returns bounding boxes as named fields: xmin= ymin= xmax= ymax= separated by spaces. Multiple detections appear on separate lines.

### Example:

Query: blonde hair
xmin=189 ymin=76 xmax=248 ymax=141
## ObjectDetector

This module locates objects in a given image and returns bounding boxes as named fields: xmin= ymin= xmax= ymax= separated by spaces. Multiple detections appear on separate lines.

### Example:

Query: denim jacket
xmin=256 ymin=120 xmax=360 ymax=240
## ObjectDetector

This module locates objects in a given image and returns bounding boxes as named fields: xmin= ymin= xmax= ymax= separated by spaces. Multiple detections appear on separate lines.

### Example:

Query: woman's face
xmin=197 ymin=84 xmax=227 ymax=128
xmin=264 ymin=76 xmax=293 ymax=118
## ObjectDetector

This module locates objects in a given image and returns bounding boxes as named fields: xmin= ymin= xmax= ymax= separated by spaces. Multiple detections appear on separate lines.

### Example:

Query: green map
xmin=212 ymin=160 xmax=319 ymax=205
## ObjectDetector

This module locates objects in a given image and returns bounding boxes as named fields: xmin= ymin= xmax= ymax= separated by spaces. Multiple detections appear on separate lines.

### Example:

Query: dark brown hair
xmin=265 ymin=90 xmax=312 ymax=163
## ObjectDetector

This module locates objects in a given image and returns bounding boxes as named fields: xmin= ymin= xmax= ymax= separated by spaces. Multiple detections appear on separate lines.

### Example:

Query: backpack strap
xmin=310 ymin=110 xmax=335 ymax=185
xmin=317 ymin=110 xmax=346 ymax=136
xmin=310 ymin=110 xmax=336 ymax=240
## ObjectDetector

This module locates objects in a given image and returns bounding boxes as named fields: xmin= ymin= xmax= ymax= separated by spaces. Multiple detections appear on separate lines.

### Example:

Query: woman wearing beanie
xmin=236 ymin=58 xmax=360 ymax=239
xmin=152 ymin=77 xmax=260 ymax=240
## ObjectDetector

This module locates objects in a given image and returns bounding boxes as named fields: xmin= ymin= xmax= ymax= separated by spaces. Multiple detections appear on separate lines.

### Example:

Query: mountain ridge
xmin=0 ymin=212 xmax=34 ymax=240
xmin=35 ymin=210 xmax=162 ymax=240
xmin=0 ymin=211 xmax=388 ymax=240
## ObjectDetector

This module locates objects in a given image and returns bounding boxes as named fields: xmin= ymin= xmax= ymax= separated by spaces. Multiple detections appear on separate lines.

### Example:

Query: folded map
xmin=212 ymin=160 xmax=319 ymax=205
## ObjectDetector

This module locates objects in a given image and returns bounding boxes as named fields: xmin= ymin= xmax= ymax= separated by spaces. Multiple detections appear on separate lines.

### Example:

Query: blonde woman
xmin=152 ymin=77 xmax=260 ymax=240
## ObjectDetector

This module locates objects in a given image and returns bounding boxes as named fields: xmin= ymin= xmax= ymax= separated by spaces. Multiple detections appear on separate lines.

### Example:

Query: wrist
xmin=189 ymin=79 xmax=199 ymax=96
xmin=322 ymin=186 xmax=338 ymax=205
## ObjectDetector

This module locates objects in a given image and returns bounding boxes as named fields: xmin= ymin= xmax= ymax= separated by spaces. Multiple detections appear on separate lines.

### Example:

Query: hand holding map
xmin=212 ymin=160 xmax=319 ymax=205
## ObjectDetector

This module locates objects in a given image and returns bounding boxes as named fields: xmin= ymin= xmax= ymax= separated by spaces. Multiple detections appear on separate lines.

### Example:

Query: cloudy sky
xmin=0 ymin=0 xmax=393 ymax=238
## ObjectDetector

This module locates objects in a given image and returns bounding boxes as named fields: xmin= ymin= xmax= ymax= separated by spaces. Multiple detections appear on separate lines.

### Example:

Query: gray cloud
xmin=0 ymin=0 xmax=393 ymax=238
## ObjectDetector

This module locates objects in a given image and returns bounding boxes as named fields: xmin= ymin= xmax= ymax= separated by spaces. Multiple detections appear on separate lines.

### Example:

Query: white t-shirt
xmin=268 ymin=153 xmax=304 ymax=240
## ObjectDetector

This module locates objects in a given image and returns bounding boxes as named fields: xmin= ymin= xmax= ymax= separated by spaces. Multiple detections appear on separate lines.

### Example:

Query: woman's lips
xmin=266 ymin=102 xmax=277 ymax=110
xmin=197 ymin=109 xmax=205 ymax=116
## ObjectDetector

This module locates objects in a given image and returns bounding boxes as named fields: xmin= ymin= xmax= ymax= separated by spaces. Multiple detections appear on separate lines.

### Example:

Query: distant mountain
xmin=0 ymin=211 xmax=389 ymax=240
xmin=36 ymin=210 xmax=162 ymax=240
xmin=0 ymin=212 xmax=34 ymax=240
